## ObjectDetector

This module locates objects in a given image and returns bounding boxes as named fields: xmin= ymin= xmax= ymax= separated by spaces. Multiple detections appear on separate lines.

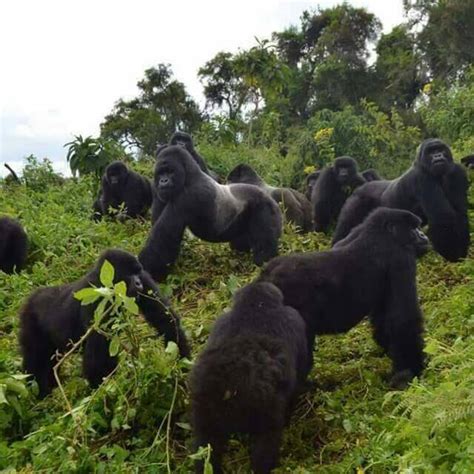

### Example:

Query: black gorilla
xmin=19 ymin=249 xmax=190 ymax=398
xmin=461 ymin=154 xmax=474 ymax=169
xmin=169 ymin=131 xmax=220 ymax=182
xmin=190 ymin=282 xmax=309 ymax=474
xmin=311 ymin=156 xmax=365 ymax=232
xmin=305 ymin=171 xmax=321 ymax=200
xmin=333 ymin=139 xmax=470 ymax=262
xmin=0 ymin=217 xmax=27 ymax=274
xmin=261 ymin=208 xmax=429 ymax=388
xmin=93 ymin=161 xmax=152 ymax=221
xmin=227 ymin=164 xmax=312 ymax=232
xmin=140 ymin=146 xmax=282 ymax=281
xmin=361 ymin=169 xmax=382 ymax=181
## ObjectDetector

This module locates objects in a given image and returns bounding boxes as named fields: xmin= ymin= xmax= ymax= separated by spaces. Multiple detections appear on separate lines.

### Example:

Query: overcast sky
xmin=0 ymin=0 xmax=405 ymax=176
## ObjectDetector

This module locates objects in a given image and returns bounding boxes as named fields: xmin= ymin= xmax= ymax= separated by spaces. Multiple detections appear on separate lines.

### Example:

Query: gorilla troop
xmin=0 ymin=217 xmax=27 ymax=274
xmin=333 ymin=139 xmax=470 ymax=262
xmin=19 ymin=249 xmax=190 ymax=398
xmin=261 ymin=208 xmax=429 ymax=389
xmin=311 ymin=156 xmax=366 ymax=232
xmin=93 ymin=161 xmax=152 ymax=221
xmin=227 ymin=164 xmax=312 ymax=232
xmin=190 ymin=282 xmax=309 ymax=474
xmin=140 ymin=146 xmax=282 ymax=281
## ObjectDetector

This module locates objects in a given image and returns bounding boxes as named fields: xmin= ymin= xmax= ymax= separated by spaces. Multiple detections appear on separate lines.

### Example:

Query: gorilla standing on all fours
xmin=139 ymin=146 xmax=282 ymax=281
xmin=261 ymin=208 xmax=429 ymax=389
xmin=333 ymin=139 xmax=470 ymax=262
xmin=227 ymin=164 xmax=312 ymax=232
xmin=93 ymin=161 xmax=152 ymax=221
xmin=311 ymin=156 xmax=366 ymax=232
xmin=19 ymin=249 xmax=190 ymax=398
xmin=0 ymin=217 xmax=28 ymax=274
xmin=190 ymin=282 xmax=309 ymax=474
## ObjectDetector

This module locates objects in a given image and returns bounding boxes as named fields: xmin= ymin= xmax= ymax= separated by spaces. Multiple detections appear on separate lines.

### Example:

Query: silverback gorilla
xmin=261 ymin=208 xmax=429 ymax=389
xmin=93 ymin=161 xmax=152 ymax=221
xmin=0 ymin=217 xmax=27 ymax=274
xmin=139 ymin=146 xmax=282 ymax=281
xmin=311 ymin=156 xmax=366 ymax=232
xmin=333 ymin=139 xmax=470 ymax=262
xmin=190 ymin=282 xmax=309 ymax=474
xmin=19 ymin=249 xmax=190 ymax=398
xmin=227 ymin=164 xmax=312 ymax=232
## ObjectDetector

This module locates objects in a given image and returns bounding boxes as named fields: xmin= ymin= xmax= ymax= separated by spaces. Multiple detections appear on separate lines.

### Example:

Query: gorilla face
xmin=418 ymin=139 xmax=453 ymax=177
xmin=382 ymin=210 xmax=429 ymax=254
xmin=154 ymin=155 xmax=186 ymax=202
xmin=334 ymin=157 xmax=357 ymax=185
xmin=106 ymin=162 xmax=129 ymax=186
xmin=170 ymin=131 xmax=194 ymax=153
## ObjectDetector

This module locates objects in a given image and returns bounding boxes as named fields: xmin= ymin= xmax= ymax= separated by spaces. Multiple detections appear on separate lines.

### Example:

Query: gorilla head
xmin=460 ymin=154 xmax=474 ymax=169
xmin=416 ymin=139 xmax=454 ymax=177
xmin=333 ymin=156 xmax=359 ymax=185
xmin=305 ymin=171 xmax=321 ymax=199
xmin=170 ymin=131 xmax=195 ymax=153
xmin=105 ymin=161 xmax=129 ymax=187
xmin=226 ymin=163 xmax=263 ymax=186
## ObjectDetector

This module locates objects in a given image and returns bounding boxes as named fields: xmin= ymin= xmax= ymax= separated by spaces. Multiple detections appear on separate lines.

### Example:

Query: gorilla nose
xmin=177 ymin=141 xmax=186 ymax=147
xmin=133 ymin=275 xmax=143 ymax=292
xmin=432 ymin=153 xmax=446 ymax=164
xmin=160 ymin=177 xmax=169 ymax=186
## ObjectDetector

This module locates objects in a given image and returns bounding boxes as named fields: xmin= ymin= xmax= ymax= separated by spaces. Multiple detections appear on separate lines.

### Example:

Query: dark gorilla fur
xmin=261 ymin=208 xmax=429 ymax=389
xmin=227 ymin=164 xmax=312 ymax=232
xmin=305 ymin=170 xmax=321 ymax=200
xmin=93 ymin=161 xmax=152 ymax=221
xmin=19 ymin=249 xmax=190 ymax=398
xmin=461 ymin=154 xmax=474 ymax=169
xmin=0 ymin=217 xmax=27 ymax=274
xmin=140 ymin=146 xmax=282 ymax=281
xmin=190 ymin=282 xmax=309 ymax=474
xmin=311 ymin=156 xmax=365 ymax=232
xmin=333 ymin=139 xmax=470 ymax=262
xmin=361 ymin=169 xmax=382 ymax=181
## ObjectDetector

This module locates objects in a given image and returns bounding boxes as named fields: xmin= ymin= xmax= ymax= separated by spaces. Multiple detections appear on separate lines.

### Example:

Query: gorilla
xmin=93 ymin=161 xmax=152 ymax=221
xmin=361 ymin=169 xmax=382 ymax=181
xmin=333 ymin=139 xmax=470 ymax=262
xmin=139 ymin=146 xmax=282 ymax=281
xmin=190 ymin=282 xmax=309 ymax=474
xmin=227 ymin=164 xmax=312 ymax=232
xmin=311 ymin=156 xmax=366 ymax=232
xmin=261 ymin=208 xmax=429 ymax=389
xmin=305 ymin=171 xmax=321 ymax=200
xmin=169 ymin=131 xmax=220 ymax=182
xmin=0 ymin=217 xmax=27 ymax=274
xmin=461 ymin=154 xmax=474 ymax=169
xmin=19 ymin=249 xmax=190 ymax=398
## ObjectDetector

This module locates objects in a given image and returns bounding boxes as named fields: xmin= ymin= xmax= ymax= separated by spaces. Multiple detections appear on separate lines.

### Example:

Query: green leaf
xmin=114 ymin=281 xmax=127 ymax=296
xmin=165 ymin=341 xmax=179 ymax=359
xmin=100 ymin=259 xmax=115 ymax=287
xmin=109 ymin=336 xmax=120 ymax=357
xmin=74 ymin=288 xmax=101 ymax=305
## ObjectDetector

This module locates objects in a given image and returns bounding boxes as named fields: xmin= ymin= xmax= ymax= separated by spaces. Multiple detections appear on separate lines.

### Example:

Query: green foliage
xmin=21 ymin=155 xmax=65 ymax=191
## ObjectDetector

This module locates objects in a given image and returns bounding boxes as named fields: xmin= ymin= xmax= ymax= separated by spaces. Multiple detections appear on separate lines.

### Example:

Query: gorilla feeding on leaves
xmin=93 ymin=161 xmax=152 ymax=221
xmin=227 ymin=164 xmax=312 ymax=232
xmin=261 ymin=208 xmax=429 ymax=389
xmin=333 ymin=139 xmax=470 ymax=262
xmin=0 ymin=217 xmax=27 ymax=274
xmin=190 ymin=282 xmax=309 ymax=474
xmin=311 ymin=156 xmax=366 ymax=232
xmin=140 ymin=146 xmax=282 ymax=281
xmin=19 ymin=249 xmax=190 ymax=398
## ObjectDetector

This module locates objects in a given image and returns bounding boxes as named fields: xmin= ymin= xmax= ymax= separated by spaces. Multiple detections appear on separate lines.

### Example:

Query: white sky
xmin=0 ymin=0 xmax=405 ymax=177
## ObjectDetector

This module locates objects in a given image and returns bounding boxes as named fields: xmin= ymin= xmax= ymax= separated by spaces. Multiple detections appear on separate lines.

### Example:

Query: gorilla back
xmin=0 ymin=217 xmax=27 ymax=274
xmin=139 ymin=146 xmax=282 ymax=280
xmin=261 ymin=208 xmax=428 ymax=388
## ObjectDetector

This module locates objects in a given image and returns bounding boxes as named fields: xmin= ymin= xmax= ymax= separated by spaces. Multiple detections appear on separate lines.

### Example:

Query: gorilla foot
xmin=389 ymin=369 xmax=416 ymax=390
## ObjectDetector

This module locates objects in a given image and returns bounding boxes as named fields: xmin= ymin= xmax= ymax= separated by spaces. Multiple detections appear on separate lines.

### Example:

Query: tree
xmin=101 ymin=64 xmax=202 ymax=155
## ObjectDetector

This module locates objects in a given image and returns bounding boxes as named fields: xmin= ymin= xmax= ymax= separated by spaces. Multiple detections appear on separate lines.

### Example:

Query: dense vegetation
xmin=1 ymin=1 xmax=473 ymax=472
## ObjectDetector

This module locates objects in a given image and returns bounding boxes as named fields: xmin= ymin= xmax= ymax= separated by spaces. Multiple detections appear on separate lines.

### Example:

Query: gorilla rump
xmin=0 ymin=217 xmax=27 ymax=274
xmin=311 ymin=156 xmax=365 ymax=232
xmin=19 ymin=249 xmax=190 ymax=398
xmin=227 ymin=164 xmax=312 ymax=232
xmin=261 ymin=208 xmax=428 ymax=389
xmin=93 ymin=161 xmax=152 ymax=220
xmin=139 ymin=146 xmax=282 ymax=281
xmin=333 ymin=139 xmax=470 ymax=262
xmin=190 ymin=282 xmax=309 ymax=474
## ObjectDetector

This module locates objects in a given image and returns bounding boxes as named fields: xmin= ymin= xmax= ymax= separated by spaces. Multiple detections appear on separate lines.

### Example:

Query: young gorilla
xmin=0 ymin=217 xmax=28 ymax=274
xmin=461 ymin=154 xmax=474 ymax=169
xmin=311 ymin=156 xmax=366 ymax=232
xmin=333 ymin=139 xmax=470 ymax=262
xmin=261 ymin=208 xmax=429 ymax=389
xmin=93 ymin=161 xmax=152 ymax=221
xmin=361 ymin=169 xmax=382 ymax=181
xmin=227 ymin=164 xmax=312 ymax=232
xmin=190 ymin=282 xmax=309 ymax=474
xmin=305 ymin=170 xmax=321 ymax=200
xmin=139 ymin=146 xmax=282 ymax=281
xmin=19 ymin=249 xmax=190 ymax=398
